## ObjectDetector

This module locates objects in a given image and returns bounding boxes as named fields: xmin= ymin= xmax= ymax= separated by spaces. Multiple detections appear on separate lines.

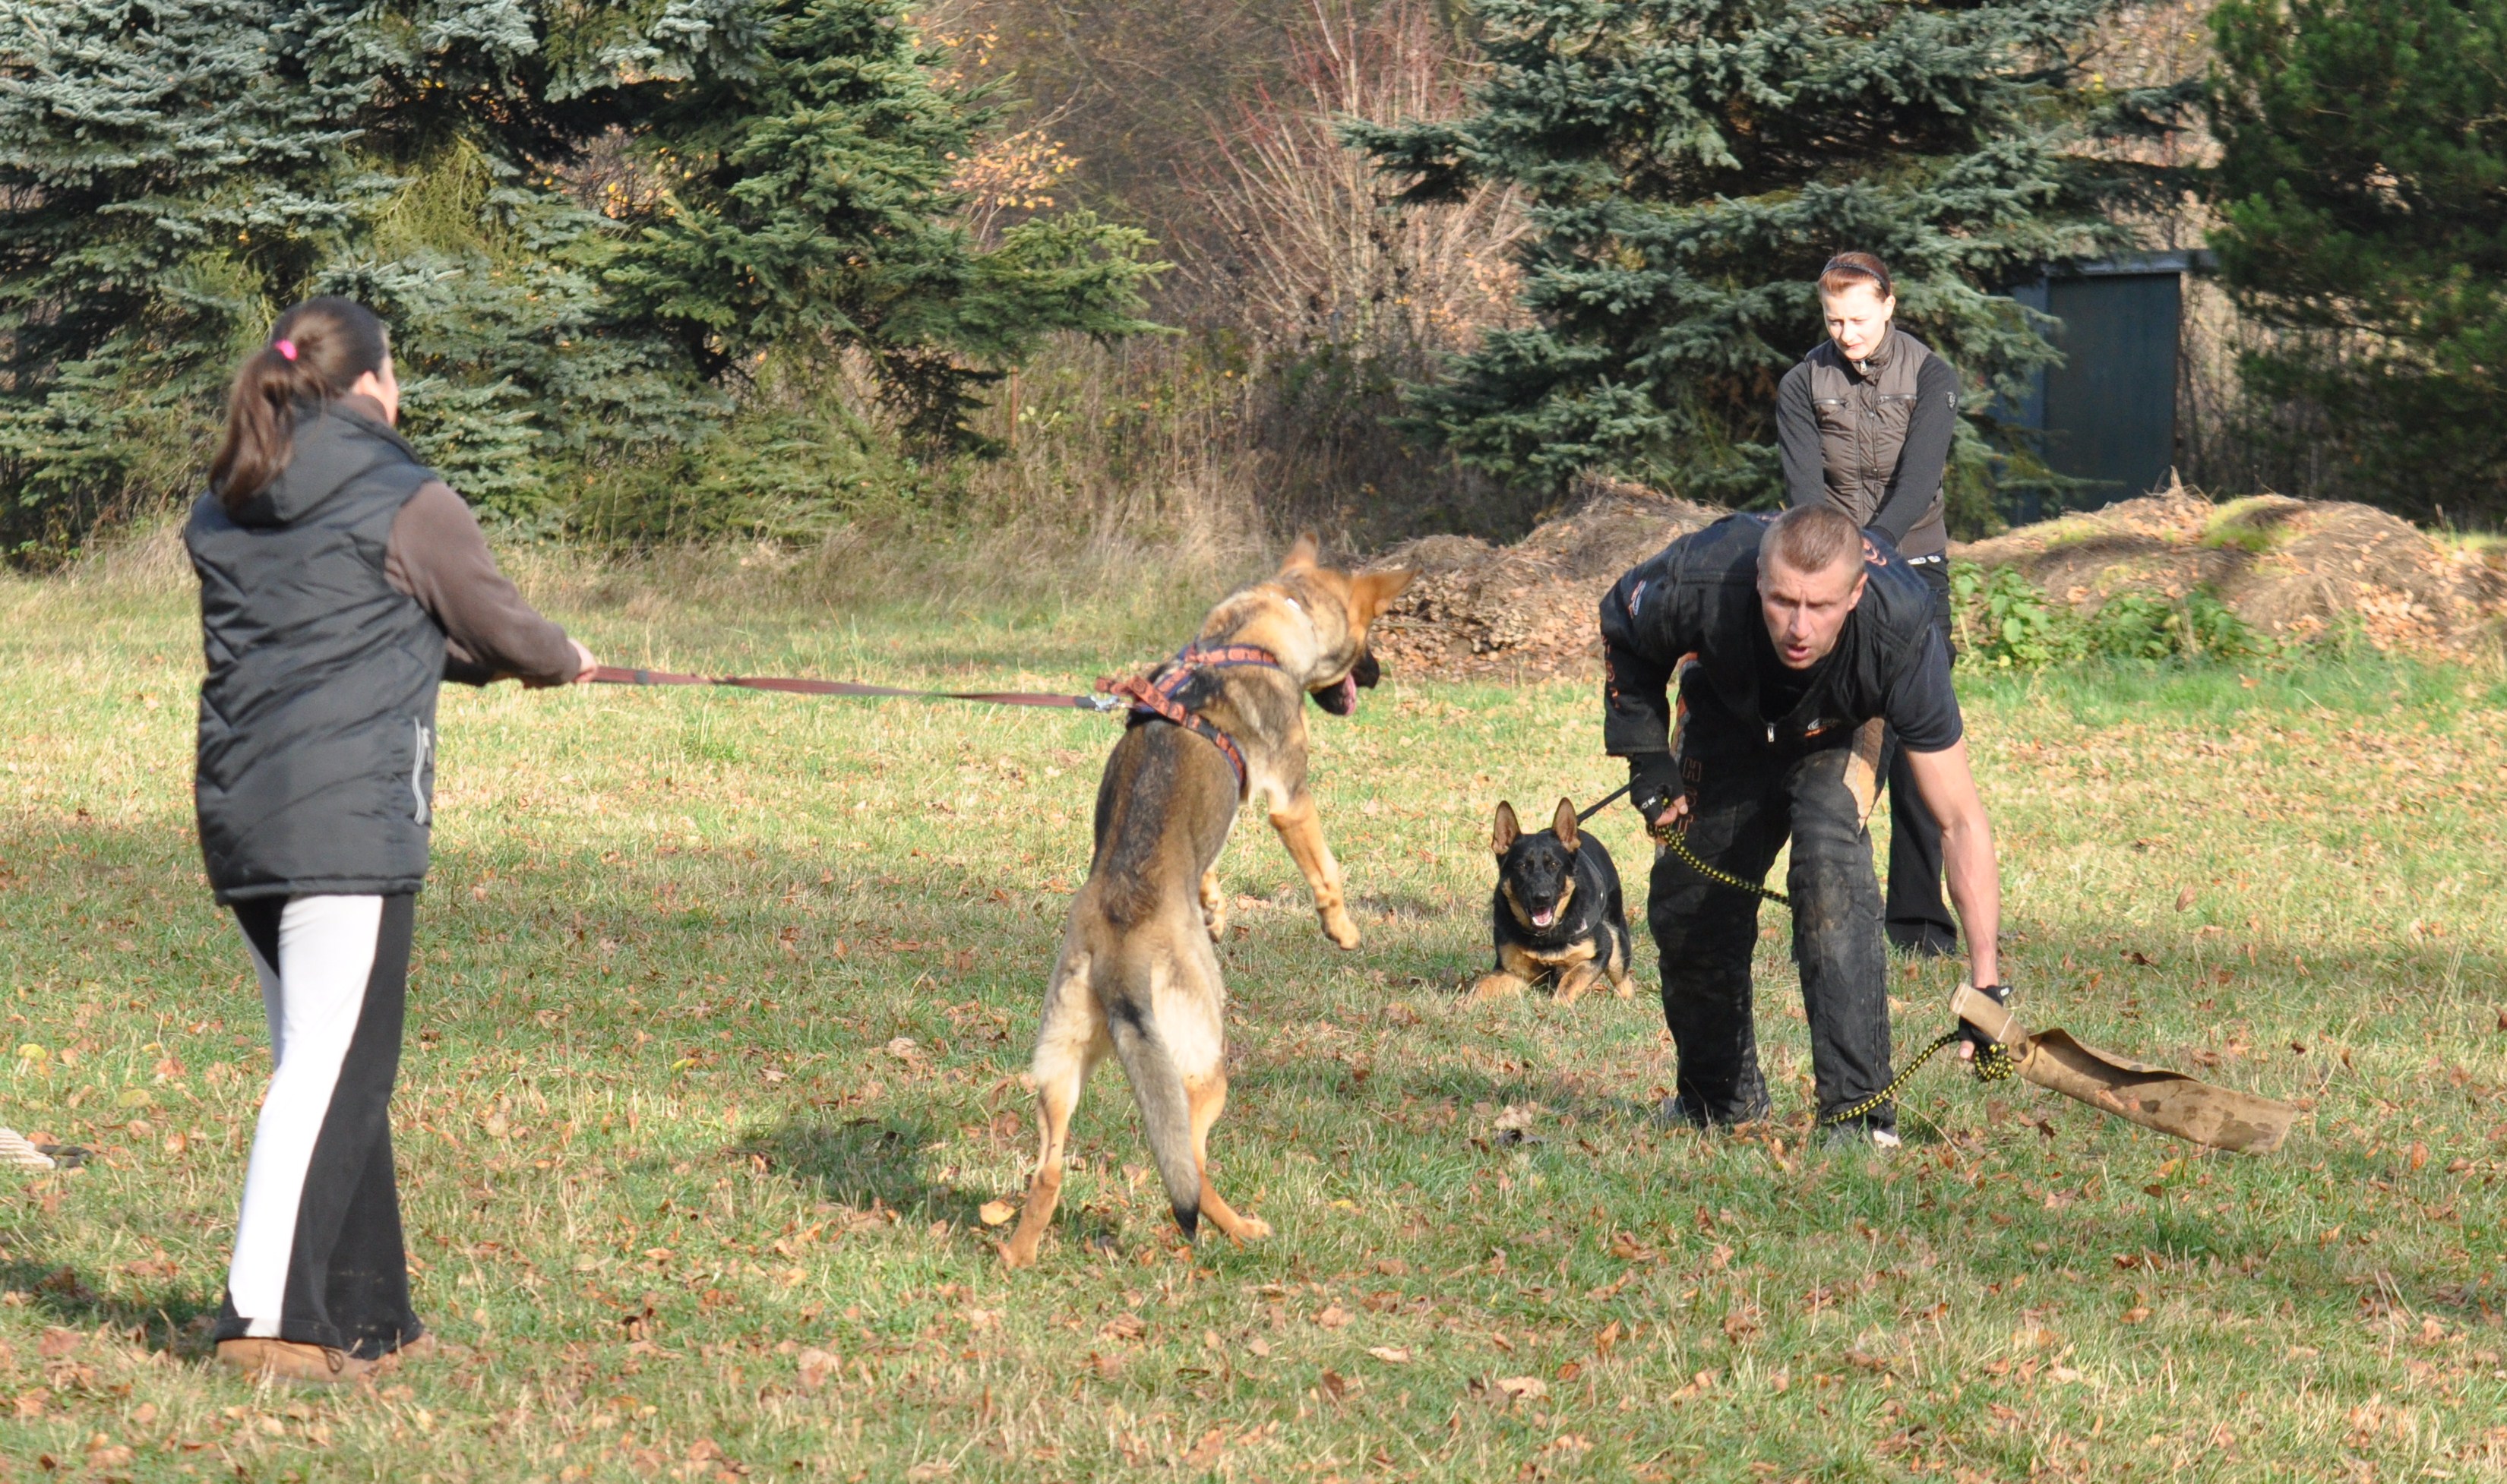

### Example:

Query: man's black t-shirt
xmin=1599 ymin=516 xmax=1963 ymax=763
xmin=1752 ymin=617 xmax=1961 ymax=753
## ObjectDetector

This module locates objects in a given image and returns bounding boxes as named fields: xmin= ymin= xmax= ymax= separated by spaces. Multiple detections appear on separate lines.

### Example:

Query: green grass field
xmin=2 ymin=549 xmax=2504 ymax=1482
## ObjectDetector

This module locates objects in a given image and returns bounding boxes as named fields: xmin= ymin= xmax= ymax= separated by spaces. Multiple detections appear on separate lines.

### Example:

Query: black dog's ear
xmin=1492 ymin=801 xmax=1519 ymax=857
xmin=1551 ymin=797 xmax=1579 ymax=852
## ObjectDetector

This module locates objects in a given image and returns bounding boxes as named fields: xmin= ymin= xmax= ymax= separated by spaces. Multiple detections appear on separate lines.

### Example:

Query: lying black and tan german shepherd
xmin=1470 ymin=799 xmax=1634 ymax=1004
xmin=1000 ymin=537 xmax=1414 ymax=1268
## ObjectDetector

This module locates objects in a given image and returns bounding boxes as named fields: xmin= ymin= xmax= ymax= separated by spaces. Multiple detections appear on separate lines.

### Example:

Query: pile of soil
xmin=1958 ymin=482 xmax=2507 ymax=656
xmin=1370 ymin=477 xmax=1724 ymax=681
xmin=1370 ymin=475 xmax=2507 ymax=680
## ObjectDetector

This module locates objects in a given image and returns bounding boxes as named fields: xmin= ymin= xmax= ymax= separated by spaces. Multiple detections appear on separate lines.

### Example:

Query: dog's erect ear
xmin=1552 ymin=797 xmax=1579 ymax=851
xmin=1349 ymin=565 xmax=1418 ymax=625
xmin=1279 ymin=532 xmax=1321 ymax=573
xmin=1492 ymin=801 xmax=1519 ymax=856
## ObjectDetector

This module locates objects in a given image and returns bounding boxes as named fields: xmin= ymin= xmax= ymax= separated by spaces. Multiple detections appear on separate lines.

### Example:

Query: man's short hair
xmin=1759 ymin=505 xmax=1864 ymax=579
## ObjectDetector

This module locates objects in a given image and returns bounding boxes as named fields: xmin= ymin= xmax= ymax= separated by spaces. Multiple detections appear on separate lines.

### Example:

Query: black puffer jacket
xmin=187 ymin=403 xmax=447 ymax=902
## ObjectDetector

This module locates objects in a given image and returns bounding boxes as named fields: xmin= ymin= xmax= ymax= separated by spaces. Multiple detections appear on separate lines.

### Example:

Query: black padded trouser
xmin=1649 ymin=743 xmax=1895 ymax=1132
xmin=1881 ymin=560 xmax=1958 ymax=954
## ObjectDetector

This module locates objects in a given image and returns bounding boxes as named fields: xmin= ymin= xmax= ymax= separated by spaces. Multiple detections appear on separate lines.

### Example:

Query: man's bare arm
xmin=1905 ymin=739 xmax=2000 ymax=991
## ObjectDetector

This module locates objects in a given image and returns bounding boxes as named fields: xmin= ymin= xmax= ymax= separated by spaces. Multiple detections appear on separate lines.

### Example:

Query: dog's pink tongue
xmin=1336 ymin=674 xmax=1358 ymax=711
xmin=1532 ymin=908 xmax=1555 ymax=928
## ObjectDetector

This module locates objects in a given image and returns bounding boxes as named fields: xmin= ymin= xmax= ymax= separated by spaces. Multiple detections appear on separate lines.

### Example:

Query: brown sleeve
xmin=383 ymin=482 xmax=579 ymax=686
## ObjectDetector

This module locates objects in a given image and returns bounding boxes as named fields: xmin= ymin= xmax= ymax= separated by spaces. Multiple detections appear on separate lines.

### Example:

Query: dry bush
xmin=1157 ymin=0 xmax=1538 ymax=543
xmin=1181 ymin=0 xmax=1527 ymax=358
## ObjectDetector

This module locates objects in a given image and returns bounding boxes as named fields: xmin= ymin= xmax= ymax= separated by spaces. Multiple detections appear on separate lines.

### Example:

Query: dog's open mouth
xmin=1310 ymin=652 xmax=1380 ymax=717
xmin=1530 ymin=906 xmax=1557 ymax=928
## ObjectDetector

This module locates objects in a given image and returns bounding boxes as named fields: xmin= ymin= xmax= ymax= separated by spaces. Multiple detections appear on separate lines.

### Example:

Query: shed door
xmin=2030 ymin=273 xmax=2181 ymax=507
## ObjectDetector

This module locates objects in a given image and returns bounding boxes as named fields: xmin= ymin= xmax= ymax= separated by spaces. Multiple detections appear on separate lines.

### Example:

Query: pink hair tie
xmin=273 ymin=339 xmax=298 ymax=362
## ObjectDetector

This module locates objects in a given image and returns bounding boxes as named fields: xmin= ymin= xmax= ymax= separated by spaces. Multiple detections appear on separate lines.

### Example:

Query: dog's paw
xmin=1469 ymin=972 xmax=1526 ymax=1002
xmin=1320 ymin=909 xmax=1361 ymax=950
xmin=997 ymin=1239 xmax=1039 ymax=1270
xmin=1200 ymin=873 xmax=1228 ymax=941
xmin=1229 ymin=1215 xmax=1273 ymax=1243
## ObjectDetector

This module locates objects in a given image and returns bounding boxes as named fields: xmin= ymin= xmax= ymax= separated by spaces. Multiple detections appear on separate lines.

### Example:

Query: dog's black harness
xmin=1095 ymin=644 xmax=1279 ymax=794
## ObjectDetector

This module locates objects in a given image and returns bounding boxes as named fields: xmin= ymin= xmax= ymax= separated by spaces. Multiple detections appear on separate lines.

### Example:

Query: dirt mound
xmin=1961 ymin=482 xmax=2507 ymax=657
xmin=1371 ymin=475 xmax=2506 ymax=680
xmin=1370 ymin=477 xmax=1725 ymax=680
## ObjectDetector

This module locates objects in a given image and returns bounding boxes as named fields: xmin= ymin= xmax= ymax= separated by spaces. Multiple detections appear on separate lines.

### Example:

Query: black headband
xmin=1819 ymin=257 xmax=1892 ymax=294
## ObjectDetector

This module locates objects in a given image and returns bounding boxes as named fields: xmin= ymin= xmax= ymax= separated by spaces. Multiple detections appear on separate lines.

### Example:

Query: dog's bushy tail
xmin=1105 ymin=977 xmax=1201 ymax=1240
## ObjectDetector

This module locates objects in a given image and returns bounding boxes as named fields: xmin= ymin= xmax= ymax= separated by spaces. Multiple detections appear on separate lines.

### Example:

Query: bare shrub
xmin=1152 ymin=0 xmax=1541 ymax=542
xmin=1182 ymin=0 xmax=1527 ymax=359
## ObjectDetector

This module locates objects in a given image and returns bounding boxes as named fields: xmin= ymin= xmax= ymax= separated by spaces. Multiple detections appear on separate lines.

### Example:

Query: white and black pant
xmin=213 ymin=894 xmax=422 ymax=1359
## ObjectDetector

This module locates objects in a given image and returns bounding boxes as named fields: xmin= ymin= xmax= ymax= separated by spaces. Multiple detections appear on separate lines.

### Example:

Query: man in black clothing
xmin=1775 ymin=251 xmax=1965 ymax=957
xmin=1600 ymin=505 xmax=2007 ymax=1145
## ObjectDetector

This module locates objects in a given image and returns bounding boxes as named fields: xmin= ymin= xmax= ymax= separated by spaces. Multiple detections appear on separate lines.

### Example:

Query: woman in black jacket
xmin=186 ymin=298 xmax=595 ymax=1385
xmin=1774 ymin=253 xmax=1963 ymax=957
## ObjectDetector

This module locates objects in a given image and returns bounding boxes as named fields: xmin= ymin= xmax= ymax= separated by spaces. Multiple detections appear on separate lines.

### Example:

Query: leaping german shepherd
xmin=999 ymin=537 xmax=1415 ymax=1268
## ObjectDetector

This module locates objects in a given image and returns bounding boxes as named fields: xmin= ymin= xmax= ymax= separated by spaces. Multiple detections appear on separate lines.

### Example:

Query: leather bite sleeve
xmin=383 ymin=482 xmax=579 ymax=687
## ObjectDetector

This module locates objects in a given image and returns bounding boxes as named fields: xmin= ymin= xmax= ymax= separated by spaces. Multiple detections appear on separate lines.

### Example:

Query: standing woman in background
xmin=1775 ymin=253 xmax=1965 ymax=957
xmin=187 ymin=298 xmax=595 ymax=1384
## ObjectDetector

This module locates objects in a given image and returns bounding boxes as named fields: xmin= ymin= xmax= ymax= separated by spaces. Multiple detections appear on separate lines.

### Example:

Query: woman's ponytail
xmin=209 ymin=297 xmax=392 ymax=513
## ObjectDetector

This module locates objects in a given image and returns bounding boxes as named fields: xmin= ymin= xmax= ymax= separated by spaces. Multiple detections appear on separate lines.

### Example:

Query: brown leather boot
xmin=215 ymin=1337 xmax=375 ymax=1386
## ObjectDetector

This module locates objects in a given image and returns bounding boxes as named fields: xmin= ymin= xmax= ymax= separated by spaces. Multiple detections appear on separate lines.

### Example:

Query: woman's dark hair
xmin=1816 ymin=251 xmax=1894 ymax=302
xmin=209 ymin=297 xmax=392 ymax=512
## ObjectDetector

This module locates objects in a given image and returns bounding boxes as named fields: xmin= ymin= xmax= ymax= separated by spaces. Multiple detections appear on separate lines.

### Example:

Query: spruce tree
xmin=603 ymin=0 xmax=1162 ymax=444
xmin=1349 ymin=0 xmax=2191 ymax=516
xmin=0 ymin=0 xmax=1157 ymax=547
xmin=2208 ymin=0 xmax=2507 ymax=522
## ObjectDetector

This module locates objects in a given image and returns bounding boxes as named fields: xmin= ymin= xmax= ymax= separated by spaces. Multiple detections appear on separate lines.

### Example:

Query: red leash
xmin=590 ymin=665 xmax=1124 ymax=712
xmin=592 ymin=644 xmax=1279 ymax=793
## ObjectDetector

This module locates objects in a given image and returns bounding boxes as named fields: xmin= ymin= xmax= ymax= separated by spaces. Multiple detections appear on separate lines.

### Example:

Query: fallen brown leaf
xmin=796 ymin=1347 xmax=839 ymax=1391
xmin=1180 ymin=1427 xmax=1229 ymax=1468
